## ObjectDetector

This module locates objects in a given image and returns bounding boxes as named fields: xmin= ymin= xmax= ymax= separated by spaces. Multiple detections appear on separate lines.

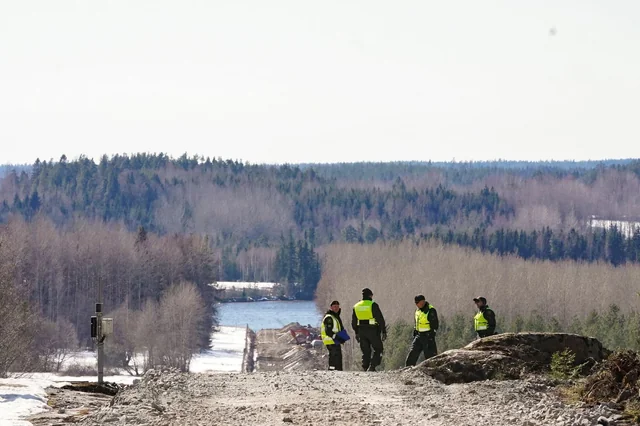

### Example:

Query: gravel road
xmin=73 ymin=368 xmax=626 ymax=426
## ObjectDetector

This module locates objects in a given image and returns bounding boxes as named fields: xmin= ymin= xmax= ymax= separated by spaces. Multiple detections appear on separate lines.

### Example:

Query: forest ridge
xmin=2 ymin=154 xmax=640 ymax=286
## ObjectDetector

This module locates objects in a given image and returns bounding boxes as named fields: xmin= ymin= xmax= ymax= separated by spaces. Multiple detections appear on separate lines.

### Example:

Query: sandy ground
xmin=70 ymin=368 xmax=624 ymax=426
xmin=21 ymin=328 xmax=630 ymax=426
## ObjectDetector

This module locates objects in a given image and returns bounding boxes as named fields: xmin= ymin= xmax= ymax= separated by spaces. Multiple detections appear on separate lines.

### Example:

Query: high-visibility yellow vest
xmin=321 ymin=313 xmax=342 ymax=345
xmin=415 ymin=304 xmax=435 ymax=332
xmin=474 ymin=308 xmax=492 ymax=331
xmin=353 ymin=300 xmax=377 ymax=325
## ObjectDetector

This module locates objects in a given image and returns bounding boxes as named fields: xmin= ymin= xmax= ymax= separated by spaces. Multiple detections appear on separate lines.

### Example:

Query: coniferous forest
xmin=2 ymin=153 xmax=640 ymax=372
xmin=3 ymin=155 xmax=640 ymax=271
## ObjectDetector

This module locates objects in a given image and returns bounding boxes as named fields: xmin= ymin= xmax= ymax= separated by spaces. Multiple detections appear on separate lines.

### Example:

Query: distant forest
xmin=2 ymin=154 xmax=640 ymax=300
xmin=0 ymin=164 xmax=30 ymax=179
xmin=300 ymin=159 xmax=637 ymax=183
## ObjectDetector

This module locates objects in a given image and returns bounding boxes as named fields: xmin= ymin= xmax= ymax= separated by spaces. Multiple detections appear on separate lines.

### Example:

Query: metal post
xmin=96 ymin=302 xmax=104 ymax=384
xmin=96 ymin=274 xmax=104 ymax=385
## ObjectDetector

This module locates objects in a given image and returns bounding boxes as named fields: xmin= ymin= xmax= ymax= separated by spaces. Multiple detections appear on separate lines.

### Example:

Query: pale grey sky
xmin=1 ymin=1 xmax=639 ymax=165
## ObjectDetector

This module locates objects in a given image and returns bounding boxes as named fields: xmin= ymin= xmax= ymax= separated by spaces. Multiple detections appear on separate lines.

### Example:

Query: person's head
xmin=414 ymin=294 xmax=426 ymax=309
xmin=362 ymin=287 xmax=373 ymax=299
xmin=330 ymin=300 xmax=340 ymax=313
xmin=473 ymin=296 xmax=487 ymax=309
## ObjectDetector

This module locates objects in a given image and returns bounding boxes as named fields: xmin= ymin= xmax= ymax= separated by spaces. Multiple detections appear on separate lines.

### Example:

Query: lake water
xmin=217 ymin=301 xmax=322 ymax=331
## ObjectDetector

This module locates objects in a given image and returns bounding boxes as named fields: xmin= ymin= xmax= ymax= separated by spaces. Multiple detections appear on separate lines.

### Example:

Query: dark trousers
xmin=477 ymin=330 xmax=497 ymax=338
xmin=405 ymin=333 xmax=437 ymax=366
xmin=359 ymin=327 xmax=383 ymax=371
xmin=327 ymin=344 xmax=343 ymax=371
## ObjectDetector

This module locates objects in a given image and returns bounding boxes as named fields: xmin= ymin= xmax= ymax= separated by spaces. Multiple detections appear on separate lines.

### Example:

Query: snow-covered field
xmin=0 ymin=326 xmax=246 ymax=425
xmin=191 ymin=325 xmax=246 ymax=373
xmin=211 ymin=281 xmax=277 ymax=290
xmin=590 ymin=217 xmax=640 ymax=237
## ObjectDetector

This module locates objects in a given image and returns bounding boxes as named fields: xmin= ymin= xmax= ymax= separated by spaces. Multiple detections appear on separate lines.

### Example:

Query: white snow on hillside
xmin=590 ymin=216 xmax=640 ymax=237
xmin=0 ymin=325 xmax=246 ymax=425
xmin=211 ymin=281 xmax=277 ymax=290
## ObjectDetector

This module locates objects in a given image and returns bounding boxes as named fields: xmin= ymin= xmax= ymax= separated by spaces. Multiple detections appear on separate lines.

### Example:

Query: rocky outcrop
xmin=417 ymin=332 xmax=610 ymax=384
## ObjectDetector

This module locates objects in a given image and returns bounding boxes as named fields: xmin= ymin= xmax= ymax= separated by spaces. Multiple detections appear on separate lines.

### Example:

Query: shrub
xmin=550 ymin=349 xmax=577 ymax=379
xmin=380 ymin=321 xmax=414 ymax=370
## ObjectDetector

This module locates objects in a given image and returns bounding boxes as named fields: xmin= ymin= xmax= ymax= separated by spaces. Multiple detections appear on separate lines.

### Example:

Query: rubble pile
xmin=578 ymin=351 xmax=640 ymax=423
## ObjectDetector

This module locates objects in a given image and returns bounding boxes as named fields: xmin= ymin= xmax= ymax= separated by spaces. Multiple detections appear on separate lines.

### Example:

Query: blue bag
xmin=335 ymin=329 xmax=351 ymax=343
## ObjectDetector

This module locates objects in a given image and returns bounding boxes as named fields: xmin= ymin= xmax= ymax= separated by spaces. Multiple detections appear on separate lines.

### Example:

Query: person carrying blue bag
xmin=321 ymin=300 xmax=349 ymax=371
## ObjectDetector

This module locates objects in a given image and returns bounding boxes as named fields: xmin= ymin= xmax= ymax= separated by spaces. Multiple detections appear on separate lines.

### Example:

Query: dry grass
xmin=317 ymin=241 xmax=640 ymax=327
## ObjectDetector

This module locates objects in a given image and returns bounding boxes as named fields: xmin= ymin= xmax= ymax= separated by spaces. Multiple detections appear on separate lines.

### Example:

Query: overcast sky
xmin=1 ymin=1 xmax=639 ymax=165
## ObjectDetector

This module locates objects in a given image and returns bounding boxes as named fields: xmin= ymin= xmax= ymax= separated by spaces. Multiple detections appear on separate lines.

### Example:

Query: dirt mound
xmin=416 ymin=332 xmax=610 ymax=384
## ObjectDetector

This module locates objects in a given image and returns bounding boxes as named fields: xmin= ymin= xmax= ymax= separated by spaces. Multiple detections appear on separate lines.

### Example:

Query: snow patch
xmin=0 ymin=377 xmax=50 ymax=426
xmin=0 ymin=326 xmax=247 ymax=425
xmin=191 ymin=326 xmax=247 ymax=373
xmin=211 ymin=281 xmax=277 ymax=290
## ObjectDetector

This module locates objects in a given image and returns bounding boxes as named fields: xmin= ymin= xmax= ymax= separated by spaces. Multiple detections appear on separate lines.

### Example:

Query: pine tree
xmin=607 ymin=225 xmax=626 ymax=267
xmin=365 ymin=226 xmax=380 ymax=244
xmin=343 ymin=225 xmax=359 ymax=243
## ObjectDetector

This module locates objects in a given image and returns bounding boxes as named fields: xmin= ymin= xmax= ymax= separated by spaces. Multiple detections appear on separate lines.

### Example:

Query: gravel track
xmin=72 ymin=368 xmax=626 ymax=426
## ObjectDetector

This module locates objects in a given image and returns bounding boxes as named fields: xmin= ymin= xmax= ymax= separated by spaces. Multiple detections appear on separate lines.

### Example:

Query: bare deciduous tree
xmin=317 ymin=241 xmax=640 ymax=329
xmin=33 ymin=319 xmax=79 ymax=372
xmin=0 ymin=238 xmax=38 ymax=377
xmin=155 ymin=282 xmax=207 ymax=372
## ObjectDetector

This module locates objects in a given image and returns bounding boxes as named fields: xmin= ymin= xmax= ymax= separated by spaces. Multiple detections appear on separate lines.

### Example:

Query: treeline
xmin=0 ymin=164 xmax=30 ymax=179
xmin=104 ymin=283 xmax=208 ymax=374
xmin=381 ymin=304 xmax=640 ymax=370
xmin=4 ymin=154 xmax=640 ymax=243
xmin=4 ymin=153 xmax=640 ymax=298
xmin=303 ymin=159 xmax=638 ymax=184
xmin=317 ymin=241 xmax=640 ymax=369
xmin=273 ymin=232 xmax=322 ymax=299
xmin=0 ymin=154 xmax=517 ymax=290
xmin=0 ymin=216 xmax=218 ymax=376
xmin=0 ymin=154 xmax=513 ymax=245
xmin=294 ymin=182 xmax=511 ymax=233
xmin=421 ymin=225 xmax=640 ymax=267
xmin=317 ymin=241 xmax=639 ymax=327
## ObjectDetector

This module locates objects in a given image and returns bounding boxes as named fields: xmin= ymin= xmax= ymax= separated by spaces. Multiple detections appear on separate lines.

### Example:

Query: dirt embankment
xmin=28 ymin=384 xmax=118 ymax=425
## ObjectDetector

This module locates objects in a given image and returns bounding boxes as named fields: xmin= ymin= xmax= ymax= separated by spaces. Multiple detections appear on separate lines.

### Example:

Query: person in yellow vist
xmin=473 ymin=296 xmax=497 ymax=338
xmin=321 ymin=300 xmax=346 ymax=371
xmin=405 ymin=295 xmax=439 ymax=366
xmin=352 ymin=288 xmax=386 ymax=372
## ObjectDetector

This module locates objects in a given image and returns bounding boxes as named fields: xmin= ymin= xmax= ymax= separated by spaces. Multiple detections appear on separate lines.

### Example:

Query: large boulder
xmin=416 ymin=332 xmax=610 ymax=384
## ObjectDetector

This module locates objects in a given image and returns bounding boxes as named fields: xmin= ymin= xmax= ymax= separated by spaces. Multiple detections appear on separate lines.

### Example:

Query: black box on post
xmin=91 ymin=316 xmax=97 ymax=338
